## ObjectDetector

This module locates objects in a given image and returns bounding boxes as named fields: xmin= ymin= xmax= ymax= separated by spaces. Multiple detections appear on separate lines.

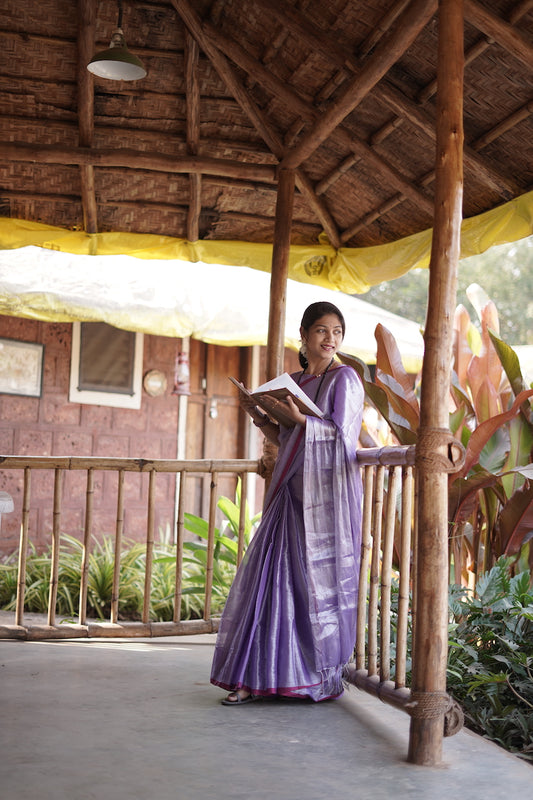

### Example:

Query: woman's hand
xmin=261 ymin=395 xmax=307 ymax=427
xmin=284 ymin=395 xmax=307 ymax=426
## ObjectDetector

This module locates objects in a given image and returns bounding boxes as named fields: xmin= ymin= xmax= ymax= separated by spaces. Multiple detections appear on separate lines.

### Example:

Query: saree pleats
xmin=211 ymin=366 xmax=363 ymax=701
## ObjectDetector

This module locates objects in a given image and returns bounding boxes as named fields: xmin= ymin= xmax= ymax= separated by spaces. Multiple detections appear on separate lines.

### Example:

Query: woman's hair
xmin=298 ymin=301 xmax=346 ymax=369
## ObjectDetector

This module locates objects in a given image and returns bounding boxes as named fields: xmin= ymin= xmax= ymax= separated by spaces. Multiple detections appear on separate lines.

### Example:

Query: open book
xmin=229 ymin=373 xmax=324 ymax=427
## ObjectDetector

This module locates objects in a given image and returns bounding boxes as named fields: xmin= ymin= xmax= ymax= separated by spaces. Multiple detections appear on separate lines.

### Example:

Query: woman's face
xmin=302 ymin=314 xmax=344 ymax=361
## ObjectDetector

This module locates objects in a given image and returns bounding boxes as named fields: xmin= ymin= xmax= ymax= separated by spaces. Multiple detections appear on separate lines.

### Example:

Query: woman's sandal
xmin=221 ymin=691 xmax=258 ymax=706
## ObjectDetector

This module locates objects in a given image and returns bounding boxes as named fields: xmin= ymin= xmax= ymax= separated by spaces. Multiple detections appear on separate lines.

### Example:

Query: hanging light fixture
xmin=87 ymin=0 xmax=147 ymax=81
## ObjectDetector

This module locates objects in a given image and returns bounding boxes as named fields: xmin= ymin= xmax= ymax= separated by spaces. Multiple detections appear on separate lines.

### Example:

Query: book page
xmin=228 ymin=373 xmax=324 ymax=424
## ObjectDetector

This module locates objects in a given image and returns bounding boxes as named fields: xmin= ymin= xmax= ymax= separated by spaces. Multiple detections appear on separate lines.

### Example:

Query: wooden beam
xmin=0 ymin=141 xmax=278 ymax=182
xmin=77 ymin=0 xmax=98 ymax=236
xmin=266 ymin=169 xmax=295 ymax=381
xmin=200 ymin=16 xmax=433 ymax=211
xmin=185 ymin=32 xmax=201 ymax=241
xmin=359 ymin=0 xmax=412 ymax=57
xmin=375 ymin=81 xmax=519 ymax=197
xmin=3 ymin=189 xmax=190 ymax=218
xmin=229 ymin=1 xmax=514 ymax=204
xmin=280 ymin=0 xmax=438 ymax=169
xmin=170 ymin=0 xmax=341 ymax=247
xmin=464 ymin=0 xmax=533 ymax=70
xmin=408 ymin=0 xmax=464 ymax=767
xmin=195 ymin=11 xmax=435 ymax=218
xmin=470 ymin=99 xmax=533 ymax=151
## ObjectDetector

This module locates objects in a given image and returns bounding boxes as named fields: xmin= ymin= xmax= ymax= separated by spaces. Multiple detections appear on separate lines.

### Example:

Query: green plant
xmin=158 ymin=479 xmax=262 ymax=618
xmin=447 ymin=557 xmax=533 ymax=761
xmin=349 ymin=290 xmax=533 ymax=585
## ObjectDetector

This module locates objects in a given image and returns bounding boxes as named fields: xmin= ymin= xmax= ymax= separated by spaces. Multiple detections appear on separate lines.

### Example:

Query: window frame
xmin=69 ymin=322 xmax=144 ymax=409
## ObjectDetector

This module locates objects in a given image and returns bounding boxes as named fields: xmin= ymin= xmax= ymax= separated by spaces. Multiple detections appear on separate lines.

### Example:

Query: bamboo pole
xmin=173 ymin=470 xmax=186 ymax=623
xmin=0 ymin=455 xmax=260 ymax=472
xmin=356 ymin=465 xmax=374 ymax=670
xmin=15 ymin=468 xmax=31 ymax=626
xmin=47 ymin=468 xmax=63 ymax=627
xmin=0 ymin=142 xmax=277 ymax=183
xmin=265 ymin=167 xmax=295 ymax=380
xmin=237 ymin=471 xmax=247 ymax=567
xmin=408 ymin=0 xmax=464 ymax=766
xmin=395 ymin=465 xmax=414 ymax=688
xmin=111 ymin=469 xmax=125 ymax=624
xmin=380 ymin=466 xmax=400 ymax=682
xmin=368 ymin=465 xmax=385 ymax=676
xmin=142 ymin=470 xmax=156 ymax=624
xmin=204 ymin=471 xmax=218 ymax=621
xmin=79 ymin=468 xmax=94 ymax=625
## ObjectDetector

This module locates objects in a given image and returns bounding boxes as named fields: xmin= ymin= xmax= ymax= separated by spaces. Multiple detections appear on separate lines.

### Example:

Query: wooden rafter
xmin=0 ymin=142 xmax=278 ymax=182
xmin=194 ymin=11 xmax=435 ymax=218
xmin=170 ymin=0 xmax=342 ymax=248
xmin=185 ymin=32 xmax=201 ymax=242
xmin=77 ymin=0 xmax=97 ymax=236
xmin=464 ymin=0 xmax=533 ymax=70
xmin=280 ymin=0 xmax=438 ymax=169
xmin=254 ymin=0 xmax=517 ymax=202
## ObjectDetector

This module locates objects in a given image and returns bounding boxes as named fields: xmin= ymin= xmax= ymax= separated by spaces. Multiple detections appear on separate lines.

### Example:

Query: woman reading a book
xmin=211 ymin=301 xmax=364 ymax=704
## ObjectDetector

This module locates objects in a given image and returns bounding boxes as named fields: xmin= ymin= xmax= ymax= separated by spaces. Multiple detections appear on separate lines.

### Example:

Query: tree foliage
xmin=358 ymin=236 xmax=533 ymax=345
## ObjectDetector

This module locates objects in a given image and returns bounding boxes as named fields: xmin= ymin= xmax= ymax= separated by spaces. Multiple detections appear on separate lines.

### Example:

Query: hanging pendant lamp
xmin=87 ymin=0 xmax=147 ymax=81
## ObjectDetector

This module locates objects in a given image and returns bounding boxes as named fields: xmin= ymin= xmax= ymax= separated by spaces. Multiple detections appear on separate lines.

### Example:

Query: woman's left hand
xmin=283 ymin=395 xmax=307 ymax=427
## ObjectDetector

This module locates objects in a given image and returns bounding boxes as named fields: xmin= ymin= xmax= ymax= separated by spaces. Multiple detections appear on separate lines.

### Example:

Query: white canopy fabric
xmin=0 ymin=246 xmax=424 ymax=371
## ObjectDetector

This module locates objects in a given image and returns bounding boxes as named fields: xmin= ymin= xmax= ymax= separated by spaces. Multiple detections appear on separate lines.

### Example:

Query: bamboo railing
xmin=1 ymin=455 xmax=259 ymax=639
xmin=0 ymin=449 xmax=463 ymax=736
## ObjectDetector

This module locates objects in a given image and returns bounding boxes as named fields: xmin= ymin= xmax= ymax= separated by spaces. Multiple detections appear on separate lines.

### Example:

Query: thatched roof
xmin=1 ymin=0 xmax=532 ymax=264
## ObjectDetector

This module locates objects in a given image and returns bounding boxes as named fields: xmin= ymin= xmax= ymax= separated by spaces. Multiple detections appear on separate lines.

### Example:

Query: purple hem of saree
xmin=211 ymin=679 xmax=343 ymax=702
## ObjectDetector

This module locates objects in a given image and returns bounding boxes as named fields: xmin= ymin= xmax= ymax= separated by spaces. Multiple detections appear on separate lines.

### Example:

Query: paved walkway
xmin=0 ymin=631 xmax=531 ymax=800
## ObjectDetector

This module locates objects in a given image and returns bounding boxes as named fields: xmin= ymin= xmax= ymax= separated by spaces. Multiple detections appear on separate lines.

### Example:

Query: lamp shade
xmin=87 ymin=29 xmax=147 ymax=81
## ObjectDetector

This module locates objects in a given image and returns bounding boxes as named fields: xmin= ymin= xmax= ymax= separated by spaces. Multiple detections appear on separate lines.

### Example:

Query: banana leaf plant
xmin=348 ymin=288 xmax=533 ymax=587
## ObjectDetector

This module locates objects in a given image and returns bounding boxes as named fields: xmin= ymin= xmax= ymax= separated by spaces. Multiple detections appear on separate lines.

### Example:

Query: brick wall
xmin=0 ymin=317 xmax=192 ymax=554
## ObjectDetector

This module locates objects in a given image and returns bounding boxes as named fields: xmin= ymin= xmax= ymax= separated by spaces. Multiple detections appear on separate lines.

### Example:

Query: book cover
xmin=229 ymin=373 xmax=324 ymax=426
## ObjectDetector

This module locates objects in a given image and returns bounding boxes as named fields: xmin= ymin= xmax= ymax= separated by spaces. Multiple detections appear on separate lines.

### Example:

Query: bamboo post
xmin=15 ymin=467 xmax=31 ymax=626
xmin=368 ymin=465 xmax=385 ymax=676
xmin=204 ymin=471 xmax=218 ymax=620
xmin=142 ymin=470 xmax=156 ymax=624
xmin=395 ymin=465 xmax=414 ymax=688
xmin=380 ymin=466 xmax=400 ymax=682
xmin=79 ymin=468 xmax=94 ymax=625
xmin=111 ymin=469 xmax=125 ymax=624
xmin=237 ymin=471 xmax=247 ymax=567
xmin=408 ymin=0 xmax=464 ymax=766
xmin=355 ymin=465 xmax=374 ymax=669
xmin=47 ymin=468 xmax=63 ymax=626
xmin=265 ymin=167 xmax=295 ymax=380
xmin=173 ymin=470 xmax=186 ymax=623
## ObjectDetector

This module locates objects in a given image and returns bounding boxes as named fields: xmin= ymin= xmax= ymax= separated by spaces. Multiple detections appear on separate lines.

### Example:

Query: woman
xmin=210 ymin=301 xmax=364 ymax=704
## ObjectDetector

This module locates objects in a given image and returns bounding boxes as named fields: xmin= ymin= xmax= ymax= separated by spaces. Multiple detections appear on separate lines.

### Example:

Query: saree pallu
xmin=210 ymin=365 xmax=363 ymax=701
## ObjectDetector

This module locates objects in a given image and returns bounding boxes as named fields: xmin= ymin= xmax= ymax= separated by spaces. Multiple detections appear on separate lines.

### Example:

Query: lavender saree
xmin=210 ymin=364 xmax=363 ymax=701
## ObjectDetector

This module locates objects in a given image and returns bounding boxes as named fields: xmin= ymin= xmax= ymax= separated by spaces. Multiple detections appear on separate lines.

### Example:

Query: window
xmin=69 ymin=322 xmax=144 ymax=409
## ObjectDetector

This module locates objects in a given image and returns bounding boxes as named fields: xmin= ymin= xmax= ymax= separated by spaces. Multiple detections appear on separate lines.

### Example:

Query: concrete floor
xmin=0 ymin=631 xmax=531 ymax=800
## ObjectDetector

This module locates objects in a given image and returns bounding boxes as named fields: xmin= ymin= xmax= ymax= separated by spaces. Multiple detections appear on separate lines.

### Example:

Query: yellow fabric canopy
xmin=0 ymin=248 xmax=425 ymax=371
xmin=0 ymin=190 xmax=531 ymax=293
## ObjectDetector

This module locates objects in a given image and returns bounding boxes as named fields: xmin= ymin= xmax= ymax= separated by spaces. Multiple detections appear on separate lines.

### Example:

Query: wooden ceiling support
xmin=470 ymin=99 xmax=533 ymax=151
xmin=266 ymin=168 xmax=296 ymax=382
xmin=280 ymin=0 xmax=438 ymax=170
xmin=171 ymin=0 xmax=341 ymax=248
xmin=408 ymin=0 xmax=464 ymax=767
xmin=77 ymin=0 xmax=98 ymax=237
xmin=256 ymin=0 xmax=519 ymax=206
xmin=185 ymin=32 xmax=201 ymax=242
xmin=196 ymin=11 xmax=435 ymax=219
xmin=0 ymin=142 xmax=278 ymax=182
xmin=464 ymin=0 xmax=533 ymax=70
